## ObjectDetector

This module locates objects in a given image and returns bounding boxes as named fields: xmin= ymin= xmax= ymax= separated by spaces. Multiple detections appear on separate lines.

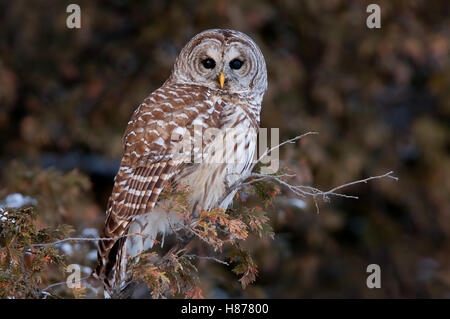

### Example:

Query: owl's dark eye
xmin=201 ymin=58 xmax=216 ymax=69
xmin=229 ymin=59 xmax=243 ymax=70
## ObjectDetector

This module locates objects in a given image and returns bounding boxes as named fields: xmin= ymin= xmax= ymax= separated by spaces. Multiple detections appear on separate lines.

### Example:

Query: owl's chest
xmin=189 ymin=95 xmax=258 ymax=167
xmin=175 ymin=100 xmax=258 ymax=210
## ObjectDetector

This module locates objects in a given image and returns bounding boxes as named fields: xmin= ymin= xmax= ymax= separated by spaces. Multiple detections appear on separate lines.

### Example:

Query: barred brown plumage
xmin=94 ymin=29 xmax=268 ymax=297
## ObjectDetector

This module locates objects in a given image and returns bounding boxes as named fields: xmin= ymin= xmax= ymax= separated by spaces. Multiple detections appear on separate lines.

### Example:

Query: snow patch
xmin=81 ymin=228 xmax=100 ymax=238
xmin=82 ymin=266 xmax=92 ymax=274
xmin=287 ymin=198 xmax=307 ymax=209
xmin=60 ymin=243 xmax=73 ymax=255
xmin=0 ymin=193 xmax=37 ymax=209
xmin=87 ymin=250 xmax=98 ymax=261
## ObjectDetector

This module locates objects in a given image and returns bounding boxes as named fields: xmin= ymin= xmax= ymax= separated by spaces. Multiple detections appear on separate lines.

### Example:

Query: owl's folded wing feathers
xmin=109 ymin=113 xmax=181 ymax=220
xmin=107 ymin=84 xmax=219 ymax=220
xmin=96 ymin=84 xmax=222 ymax=288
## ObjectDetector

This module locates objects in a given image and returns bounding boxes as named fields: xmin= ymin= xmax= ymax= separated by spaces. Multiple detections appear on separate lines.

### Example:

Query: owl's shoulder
xmin=121 ymin=83 xmax=224 ymax=165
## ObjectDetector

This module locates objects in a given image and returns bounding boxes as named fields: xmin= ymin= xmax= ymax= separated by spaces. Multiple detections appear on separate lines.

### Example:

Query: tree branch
xmin=32 ymin=232 xmax=148 ymax=248
xmin=220 ymin=132 xmax=398 ymax=213
xmin=184 ymin=254 xmax=229 ymax=266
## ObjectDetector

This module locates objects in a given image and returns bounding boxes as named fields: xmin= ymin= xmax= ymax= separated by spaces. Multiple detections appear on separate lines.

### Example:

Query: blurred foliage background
xmin=0 ymin=0 xmax=449 ymax=298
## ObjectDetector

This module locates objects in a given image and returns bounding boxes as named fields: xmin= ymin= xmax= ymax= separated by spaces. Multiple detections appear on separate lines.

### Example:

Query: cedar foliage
xmin=0 ymin=206 xmax=72 ymax=298
xmin=0 ymin=166 xmax=281 ymax=299
xmin=124 ymin=175 xmax=279 ymax=298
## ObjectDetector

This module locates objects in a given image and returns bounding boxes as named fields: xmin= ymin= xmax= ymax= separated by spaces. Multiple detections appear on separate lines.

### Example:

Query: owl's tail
xmin=94 ymin=200 xmax=131 ymax=297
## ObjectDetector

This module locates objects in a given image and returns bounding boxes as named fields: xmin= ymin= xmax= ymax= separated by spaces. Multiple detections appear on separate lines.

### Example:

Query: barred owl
xmin=94 ymin=29 xmax=268 ymax=296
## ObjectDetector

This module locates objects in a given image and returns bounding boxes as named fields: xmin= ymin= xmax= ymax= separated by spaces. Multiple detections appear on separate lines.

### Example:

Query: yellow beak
xmin=219 ymin=71 xmax=225 ymax=89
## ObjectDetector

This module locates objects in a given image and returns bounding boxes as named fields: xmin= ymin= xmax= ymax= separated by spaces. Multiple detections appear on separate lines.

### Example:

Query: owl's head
xmin=170 ymin=29 xmax=267 ymax=94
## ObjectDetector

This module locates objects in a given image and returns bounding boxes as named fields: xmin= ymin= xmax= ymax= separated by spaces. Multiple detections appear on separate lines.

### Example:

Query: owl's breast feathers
xmin=95 ymin=82 xmax=261 ymax=294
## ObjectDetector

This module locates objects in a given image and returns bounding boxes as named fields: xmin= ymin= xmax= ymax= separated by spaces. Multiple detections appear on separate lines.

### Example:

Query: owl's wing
xmin=107 ymin=84 xmax=219 ymax=221
xmin=96 ymin=84 xmax=222 ymax=290
xmin=110 ymin=114 xmax=180 ymax=220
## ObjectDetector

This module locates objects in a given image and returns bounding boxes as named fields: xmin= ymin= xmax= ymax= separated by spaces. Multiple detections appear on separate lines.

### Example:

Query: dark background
xmin=0 ymin=0 xmax=449 ymax=298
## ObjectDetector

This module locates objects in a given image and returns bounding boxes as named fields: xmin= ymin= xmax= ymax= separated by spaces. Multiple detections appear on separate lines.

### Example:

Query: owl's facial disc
xmin=190 ymin=39 xmax=258 ymax=92
xmin=172 ymin=29 xmax=267 ymax=94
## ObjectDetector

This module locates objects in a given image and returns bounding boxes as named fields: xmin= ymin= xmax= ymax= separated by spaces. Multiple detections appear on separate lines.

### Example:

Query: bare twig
xmin=320 ymin=171 xmax=398 ymax=196
xmin=253 ymin=131 xmax=319 ymax=173
xmin=219 ymin=132 xmax=318 ymax=206
xmin=220 ymin=131 xmax=397 ymax=213
xmin=249 ymin=171 xmax=398 ymax=213
xmin=32 ymin=232 xmax=148 ymax=248
xmin=184 ymin=254 xmax=229 ymax=266
xmin=42 ymin=275 xmax=90 ymax=292
xmin=219 ymin=132 xmax=316 ymax=205
xmin=40 ymin=275 xmax=92 ymax=299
